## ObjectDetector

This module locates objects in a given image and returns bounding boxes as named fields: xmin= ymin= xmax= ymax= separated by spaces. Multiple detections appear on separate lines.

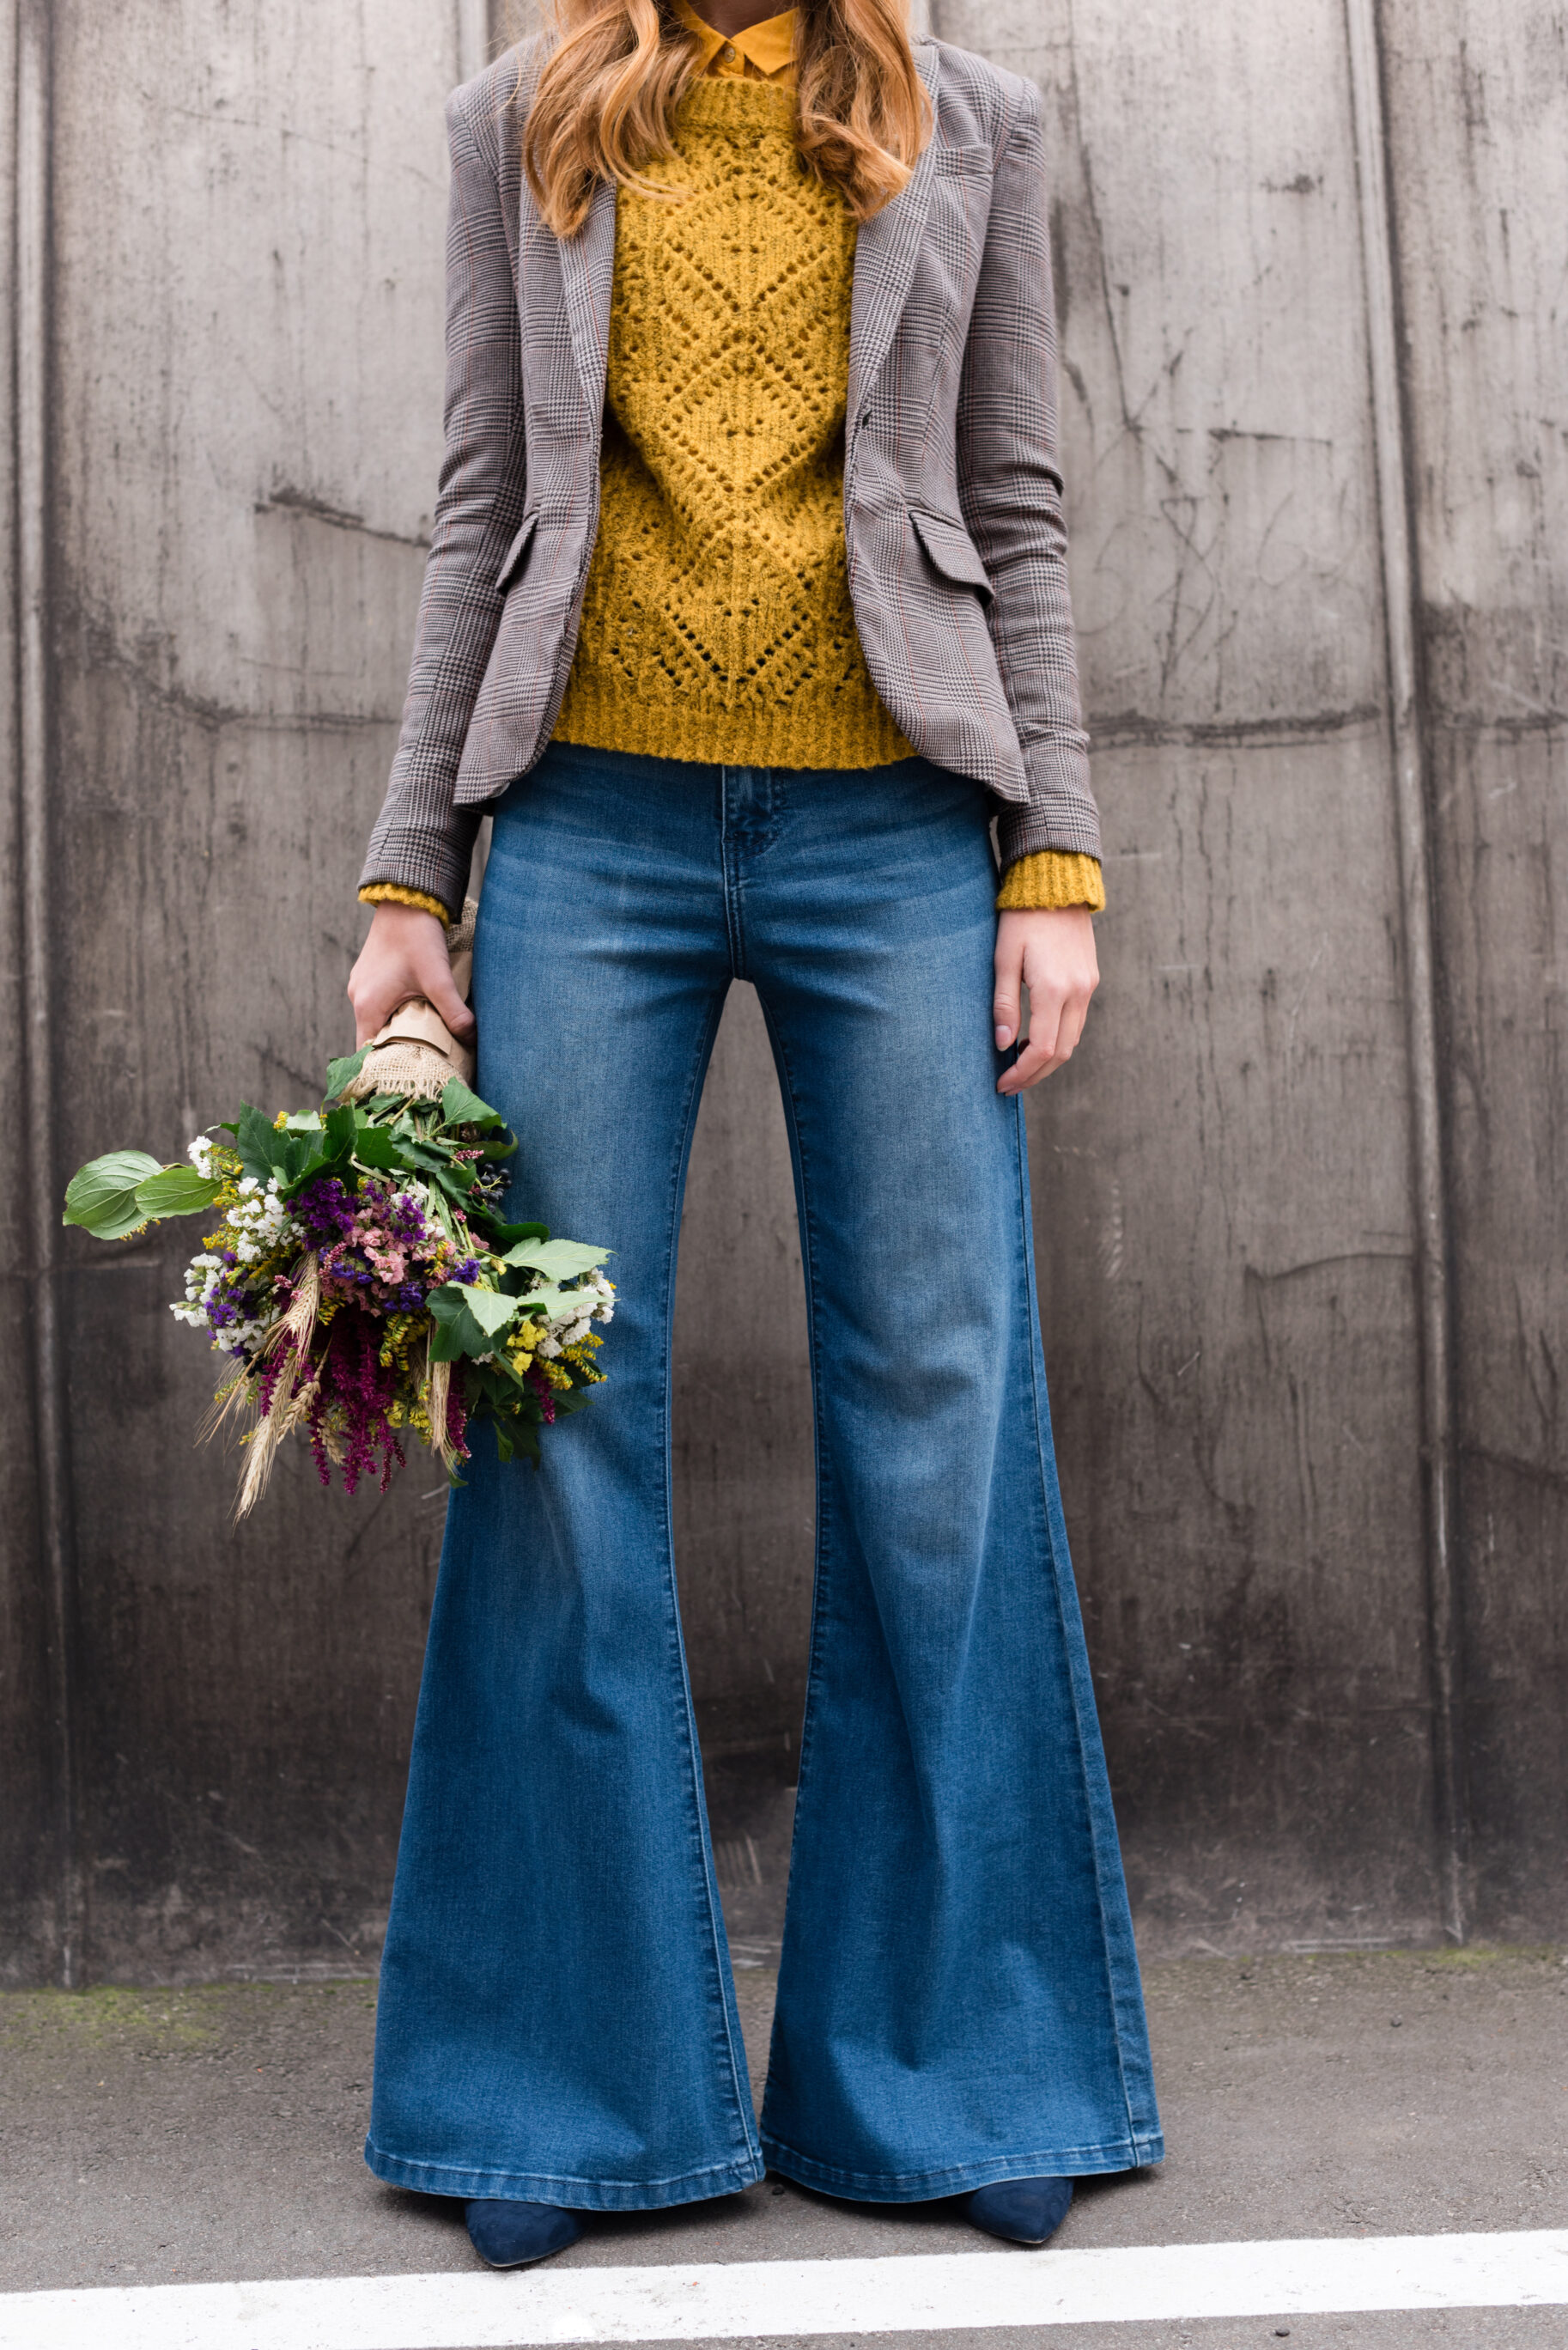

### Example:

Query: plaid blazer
xmin=362 ymin=35 xmax=1097 ymax=916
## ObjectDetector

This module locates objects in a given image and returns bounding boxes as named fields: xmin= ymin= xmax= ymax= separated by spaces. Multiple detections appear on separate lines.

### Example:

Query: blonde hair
xmin=520 ymin=0 xmax=931 ymax=237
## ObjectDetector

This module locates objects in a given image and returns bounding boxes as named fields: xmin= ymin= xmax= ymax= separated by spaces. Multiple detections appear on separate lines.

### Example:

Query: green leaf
xmin=426 ymin=1318 xmax=466 ymax=1366
xmin=427 ymin=1281 xmax=523 ymax=1361
xmin=498 ymin=1414 xmax=540 ymax=1468
xmin=234 ymin=1103 xmax=286 ymax=1184
xmin=512 ymin=1281 xmax=576 ymax=1322
xmin=398 ymin=1136 xmax=466 ymax=1180
xmin=134 ymin=1166 xmax=223 ymax=1221
xmin=457 ymin=1283 xmax=520 ymax=1336
xmin=483 ymin=1218 xmax=550 ymax=1249
xmin=550 ymin=1385 xmax=595 ymax=1421
xmin=325 ymin=1044 xmax=372 ymax=1099
xmin=440 ymin=1077 xmax=504 ymax=1129
xmin=349 ymin=1125 xmax=405 ymax=1173
xmin=501 ymin=1238 xmax=611 ymax=1281
xmin=269 ymin=1103 xmax=353 ymax=1201
xmin=63 ymin=1151 xmax=163 ymax=1239
xmin=281 ymin=1111 xmax=324 ymax=1133
xmin=323 ymin=1102 xmax=358 ymax=1158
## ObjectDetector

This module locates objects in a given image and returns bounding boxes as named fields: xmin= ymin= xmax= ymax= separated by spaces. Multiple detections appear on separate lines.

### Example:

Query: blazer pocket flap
xmin=909 ymin=509 xmax=994 ymax=603
xmin=495 ymin=513 xmax=539 ymax=596
xmin=931 ymin=143 xmax=995 ymax=180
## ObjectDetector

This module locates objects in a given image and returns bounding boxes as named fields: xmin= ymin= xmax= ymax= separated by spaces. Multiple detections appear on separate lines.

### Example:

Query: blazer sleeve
xmin=955 ymin=79 xmax=1099 ymax=869
xmin=358 ymin=85 xmax=529 ymax=919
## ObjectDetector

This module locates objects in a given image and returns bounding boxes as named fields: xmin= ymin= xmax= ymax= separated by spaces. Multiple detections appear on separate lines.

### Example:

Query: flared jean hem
xmin=363 ymin=2134 xmax=767 ymax=2211
xmin=760 ymin=2130 xmax=1164 ymax=2202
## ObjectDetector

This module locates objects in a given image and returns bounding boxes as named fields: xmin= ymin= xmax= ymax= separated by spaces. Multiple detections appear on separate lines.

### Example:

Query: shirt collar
xmin=672 ymin=1 xmax=797 ymax=83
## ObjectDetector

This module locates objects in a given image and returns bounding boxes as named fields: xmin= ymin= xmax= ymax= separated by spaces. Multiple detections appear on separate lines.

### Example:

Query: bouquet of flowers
xmin=62 ymin=1040 xmax=614 ymax=1517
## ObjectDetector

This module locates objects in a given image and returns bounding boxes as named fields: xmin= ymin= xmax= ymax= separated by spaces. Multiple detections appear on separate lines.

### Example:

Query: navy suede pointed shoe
xmin=465 ymin=2199 xmax=583 ymax=2268
xmin=965 ymin=2176 xmax=1073 ymax=2246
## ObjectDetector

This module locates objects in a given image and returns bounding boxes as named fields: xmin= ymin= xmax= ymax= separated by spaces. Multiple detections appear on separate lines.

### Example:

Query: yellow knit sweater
xmin=364 ymin=9 xmax=1102 ymax=922
xmin=554 ymin=76 xmax=912 ymax=773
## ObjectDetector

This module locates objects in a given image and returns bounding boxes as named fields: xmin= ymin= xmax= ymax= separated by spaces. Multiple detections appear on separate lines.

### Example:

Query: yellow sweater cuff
xmin=360 ymin=883 xmax=453 ymax=923
xmin=995 ymin=852 xmax=1105 ymax=913
xmin=363 ymin=862 xmax=1103 ymax=927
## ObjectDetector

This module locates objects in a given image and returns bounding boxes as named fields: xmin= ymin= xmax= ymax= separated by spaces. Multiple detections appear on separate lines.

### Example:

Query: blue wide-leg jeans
xmin=365 ymin=744 xmax=1163 ymax=2207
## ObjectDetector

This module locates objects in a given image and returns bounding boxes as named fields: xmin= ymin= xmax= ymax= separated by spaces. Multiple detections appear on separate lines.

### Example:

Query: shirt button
xmin=720 ymin=41 xmax=736 ymax=60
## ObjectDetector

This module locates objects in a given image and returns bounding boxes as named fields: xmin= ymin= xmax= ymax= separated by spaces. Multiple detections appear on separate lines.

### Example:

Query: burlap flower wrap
xmin=343 ymin=898 xmax=479 ymax=1102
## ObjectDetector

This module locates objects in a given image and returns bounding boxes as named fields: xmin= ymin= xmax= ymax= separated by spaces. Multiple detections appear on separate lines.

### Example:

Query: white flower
xmin=575 ymin=1275 xmax=615 ymax=1327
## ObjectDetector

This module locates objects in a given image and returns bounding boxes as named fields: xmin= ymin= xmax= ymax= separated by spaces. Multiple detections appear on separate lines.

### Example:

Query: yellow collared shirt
xmin=672 ymin=0 xmax=796 ymax=83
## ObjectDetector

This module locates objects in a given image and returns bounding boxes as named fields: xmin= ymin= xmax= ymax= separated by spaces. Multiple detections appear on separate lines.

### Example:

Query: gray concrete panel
xmin=0 ymin=0 xmax=58 ymax=1986
xmin=953 ymin=0 xmax=1384 ymax=730
xmin=41 ymin=0 xmax=463 ymax=1980
xmin=673 ymin=987 xmax=815 ymax=1771
xmin=1035 ymin=728 xmax=1434 ymax=1952
xmin=1380 ymin=2 xmax=1568 ymax=1939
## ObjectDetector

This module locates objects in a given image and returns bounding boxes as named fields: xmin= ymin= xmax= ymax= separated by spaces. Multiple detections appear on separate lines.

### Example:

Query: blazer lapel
xmin=556 ymin=176 xmax=617 ymax=416
xmin=847 ymin=40 xmax=943 ymax=429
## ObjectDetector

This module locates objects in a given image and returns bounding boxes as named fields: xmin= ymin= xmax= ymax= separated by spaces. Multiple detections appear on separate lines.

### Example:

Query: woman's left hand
xmin=993 ymin=906 xmax=1099 ymax=1094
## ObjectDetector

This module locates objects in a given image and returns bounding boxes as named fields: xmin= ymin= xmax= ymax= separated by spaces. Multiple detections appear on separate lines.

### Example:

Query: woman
xmin=348 ymin=0 xmax=1162 ymax=2272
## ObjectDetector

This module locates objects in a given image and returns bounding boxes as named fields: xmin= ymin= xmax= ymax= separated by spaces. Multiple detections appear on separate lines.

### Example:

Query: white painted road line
xmin=4 ymin=2231 xmax=1568 ymax=2349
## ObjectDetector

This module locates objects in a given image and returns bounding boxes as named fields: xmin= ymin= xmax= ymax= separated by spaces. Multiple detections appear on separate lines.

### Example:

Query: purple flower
xmin=295 ymin=1306 xmax=407 ymax=1497
xmin=295 ymin=1176 xmax=358 ymax=1249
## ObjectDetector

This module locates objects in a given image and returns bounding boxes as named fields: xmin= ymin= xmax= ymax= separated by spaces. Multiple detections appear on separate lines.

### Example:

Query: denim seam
xmin=759 ymin=2129 xmax=1145 ymax=2198
xmin=658 ymin=979 xmax=763 ymax=2165
xmin=364 ymin=2135 xmax=765 ymax=2204
xmin=719 ymin=768 xmax=747 ymax=980
xmin=1011 ymin=1093 xmax=1153 ymax=2159
xmin=750 ymin=986 xmax=835 ymax=2122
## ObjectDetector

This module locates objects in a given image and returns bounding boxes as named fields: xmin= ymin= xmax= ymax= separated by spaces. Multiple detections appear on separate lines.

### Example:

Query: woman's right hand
xmin=347 ymin=902 xmax=477 ymax=1048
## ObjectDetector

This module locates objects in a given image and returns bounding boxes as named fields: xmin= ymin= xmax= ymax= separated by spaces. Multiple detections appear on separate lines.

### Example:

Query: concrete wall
xmin=1381 ymin=0 xmax=1568 ymax=1935
xmin=3 ymin=0 xmax=1563 ymax=1984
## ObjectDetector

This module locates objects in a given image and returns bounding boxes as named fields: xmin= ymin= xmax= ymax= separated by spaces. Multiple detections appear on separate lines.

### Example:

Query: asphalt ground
xmin=3 ymin=1945 xmax=1566 ymax=2346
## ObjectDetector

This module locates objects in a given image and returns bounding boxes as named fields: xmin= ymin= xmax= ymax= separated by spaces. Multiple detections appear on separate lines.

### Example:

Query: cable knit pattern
xmin=552 ymin=79 xmax=914 ymax=772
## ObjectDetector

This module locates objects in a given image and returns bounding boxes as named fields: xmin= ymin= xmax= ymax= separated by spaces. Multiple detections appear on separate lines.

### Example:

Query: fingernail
xmin=995 ymin=1026 xmax=1012 ymax=1049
